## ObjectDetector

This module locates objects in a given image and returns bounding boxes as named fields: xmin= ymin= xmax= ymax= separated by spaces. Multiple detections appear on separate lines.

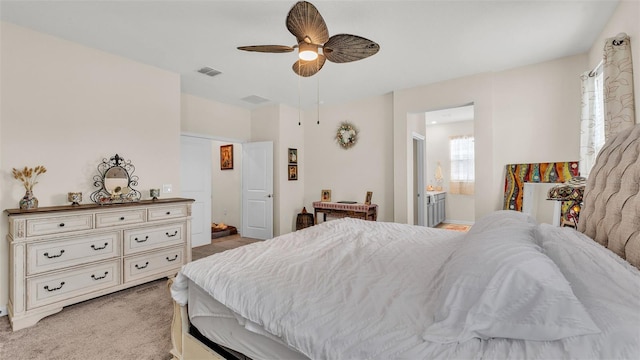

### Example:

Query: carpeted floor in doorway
xmin=436 ymin=223 xmax=472 ymax=232
xmin=0 ymin=235 xmax=259 ymax=360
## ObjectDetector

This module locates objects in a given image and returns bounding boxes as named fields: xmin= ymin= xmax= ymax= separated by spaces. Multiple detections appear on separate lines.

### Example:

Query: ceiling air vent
xmin=197 ymin=67 xmax=222 ymax=77
xmin=241 ymin=95 xmax=270 ymax=104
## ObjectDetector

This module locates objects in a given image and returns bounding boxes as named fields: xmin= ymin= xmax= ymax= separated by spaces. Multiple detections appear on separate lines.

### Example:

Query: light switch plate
xmin=162 ymin=184 xmax=172 ymax=194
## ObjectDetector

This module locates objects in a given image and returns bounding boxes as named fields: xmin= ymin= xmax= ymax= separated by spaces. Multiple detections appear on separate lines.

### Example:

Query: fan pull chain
xmin=298 ymin=60 xmax=302 ymax=126
xmin=317 ymin=61 xmax=320 ymax=125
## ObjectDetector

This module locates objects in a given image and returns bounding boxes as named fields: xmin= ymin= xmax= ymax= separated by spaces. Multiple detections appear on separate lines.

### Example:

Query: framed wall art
xmin=288 ymin=165 xmax=298 ymax=181
xmin=288 ymin=148 xmax=298 ymax=164
xmin=220 ymin=144 xmax=233 ymax=170
xmin=321 ymin=189 xmax=332 ymax=202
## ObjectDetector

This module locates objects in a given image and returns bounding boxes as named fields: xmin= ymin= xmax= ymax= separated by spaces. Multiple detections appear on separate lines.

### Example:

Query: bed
xmin=169 ymin=125 xmax=640 ymax=360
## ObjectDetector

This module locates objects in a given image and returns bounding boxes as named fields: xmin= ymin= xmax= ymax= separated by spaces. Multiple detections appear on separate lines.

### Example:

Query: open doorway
xmin=424 ymin=104 xmax=475 ymax=225
xmin=180 ymin=134 xmax=243 ymax=247
xmin=210 ymin=140 xmax=242 ymax=238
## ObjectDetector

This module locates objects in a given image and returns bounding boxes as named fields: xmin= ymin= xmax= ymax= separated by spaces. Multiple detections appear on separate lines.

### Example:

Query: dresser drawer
xmin=26 ymin=231 xmax=120 ymax=276
xmin=124 ymin=247 xmax=184 ymax=282
xmin=26 ymin=214 xmax=93 ymax=237
xmin=95 ymin=209 xmax=146 ymax=228
xmin=27 ymin=260 xmax=121 ymax=309
xmin=123 ymin=223 xmax=185 ymax=255
xmin=148 ymin=204 xmax=188 ymax=221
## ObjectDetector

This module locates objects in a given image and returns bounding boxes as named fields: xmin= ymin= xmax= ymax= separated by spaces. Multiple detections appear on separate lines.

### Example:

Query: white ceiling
xmin=0 ymin=0 xmax=619 ymax=110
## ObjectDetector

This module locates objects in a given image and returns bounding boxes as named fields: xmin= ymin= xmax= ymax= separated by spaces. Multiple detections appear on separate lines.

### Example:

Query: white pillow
xmin=423 ymin=217 xmax=600 ymax=343
xmin=467 ymin=209 xmax=537 ymax=235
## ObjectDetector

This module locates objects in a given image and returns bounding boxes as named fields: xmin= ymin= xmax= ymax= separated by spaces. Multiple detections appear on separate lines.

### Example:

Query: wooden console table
xmin=312 ymin=202 xmax=378 ymax=224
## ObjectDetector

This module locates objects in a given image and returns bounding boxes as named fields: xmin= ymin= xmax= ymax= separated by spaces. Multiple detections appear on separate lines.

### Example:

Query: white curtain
xmin=603 ymin=33 xmax=636 ymax=140
xmin=579 ymin=69 xmax=604 ymax=177
xmin=580 ymin=33 xmax=635 ymax=177
xmin=449 ymin=135 xmax=474 ymax=195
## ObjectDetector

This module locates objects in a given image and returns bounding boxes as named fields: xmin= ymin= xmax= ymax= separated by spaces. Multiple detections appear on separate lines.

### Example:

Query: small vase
xmin=19 ymin=190 xmax=38 ymax=210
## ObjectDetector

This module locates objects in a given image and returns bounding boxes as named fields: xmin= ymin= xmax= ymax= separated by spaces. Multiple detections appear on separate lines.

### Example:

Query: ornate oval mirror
xmin=104 ymin=166 xmax=129 ymax=195
xmin=90 ymin=154 xmax=141 ymax=204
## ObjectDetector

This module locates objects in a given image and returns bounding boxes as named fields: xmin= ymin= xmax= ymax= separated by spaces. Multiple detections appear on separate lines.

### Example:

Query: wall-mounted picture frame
xmin=321 ymin=189 xmax=332 ymax=202
xmin=365 ymin=191 xmax=373 ymax=205
xmin=288 ymin=148 xmax=298 ymax=164
xmin=220 ymin=144 xmax=233 ymax=170
xmin=288 ymin=165 xmax=298 ymax=181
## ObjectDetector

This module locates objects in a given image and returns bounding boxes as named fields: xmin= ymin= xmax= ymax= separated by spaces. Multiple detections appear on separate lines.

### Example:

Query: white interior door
xmin=413 ymin=133 xmax=426 ymax=226
xmin=180 ymin=135 xmax=212 ymax=247
xmin=242 ymin=141 xmax=273 ymax=240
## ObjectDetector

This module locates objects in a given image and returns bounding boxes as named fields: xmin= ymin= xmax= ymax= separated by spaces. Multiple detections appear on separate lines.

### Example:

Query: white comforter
xmin=172 ymin=217 xmax=640 ymax=359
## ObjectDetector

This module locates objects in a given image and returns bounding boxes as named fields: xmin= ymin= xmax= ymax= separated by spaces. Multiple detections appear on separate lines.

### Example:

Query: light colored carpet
xmin=0 ymin=235 xmax=259 ymax=360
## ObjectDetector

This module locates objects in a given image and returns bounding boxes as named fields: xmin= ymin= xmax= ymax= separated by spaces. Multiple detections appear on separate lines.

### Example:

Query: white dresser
xmin=5 ymin=198 xmax=193 ymax=331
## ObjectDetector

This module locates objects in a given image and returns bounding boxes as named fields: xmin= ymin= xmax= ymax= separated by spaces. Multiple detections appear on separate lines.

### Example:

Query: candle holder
xmin=68 ymin=192 xmax=82 ymax=206
xmin=150 ymin=189 xmax=160 ymax=201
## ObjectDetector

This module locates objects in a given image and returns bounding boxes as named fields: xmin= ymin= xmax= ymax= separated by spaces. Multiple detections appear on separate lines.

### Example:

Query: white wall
xmin=181 ymin=93 xmax=251 ymax=141
xmin=492 ymin=55 xmax=585 ymax=166
xmin=277 ymin=105 xmax=305 ymax=234
xmin=0 ymin=22 xmax=182 ymax=312
xmin=587 ymin=0 xmax=640 ymax=118
xmin=394 ymin=73 xmax=494 ymax=223
xmin=425 ymin=120 xmax=475 ymax=223
xmin=394 ymin=53 xmax=587 ymax=224
xmin=303 ymin=94 xmax=394 ymax=222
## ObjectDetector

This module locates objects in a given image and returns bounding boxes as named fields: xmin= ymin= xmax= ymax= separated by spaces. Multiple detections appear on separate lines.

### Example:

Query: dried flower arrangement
xmin=12 ymin=165 xmax=47 ymax=191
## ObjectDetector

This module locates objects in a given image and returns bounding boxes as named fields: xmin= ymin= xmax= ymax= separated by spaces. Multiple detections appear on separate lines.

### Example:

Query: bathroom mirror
xmin=90 ymin=154 xmax=141 ymax=204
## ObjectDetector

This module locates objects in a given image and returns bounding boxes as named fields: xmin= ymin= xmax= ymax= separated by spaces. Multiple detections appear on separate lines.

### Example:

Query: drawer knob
xmin=120 ymin=217 xmax=125 ymax=221
xmin=134 ymin=236 xmax=149 ymax=243
xmin=44 ymin=282 xmax=65 ymax=292
xmin=91 ymin=271 xmax=109 ymax=281
xmin=91 ymin=243 xmax=109 ymax=251
xmin=166 ymin=211 xmax=171 ymax=215
xmin=166 ymin=255 xmax=179 ymax=262
xmin=135 ymin=262 xmax=149 ymax=270
xmin=166 ymin=231 xmax=178 ymax=238
xmin=59 ymin=223 xmax=65 ymax=227
xmin=43 ymin=250 xmax=65 ymax=259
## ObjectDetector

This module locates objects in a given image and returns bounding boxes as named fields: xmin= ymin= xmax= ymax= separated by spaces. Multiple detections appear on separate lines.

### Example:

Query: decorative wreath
xmin=336 ymin=122 xmax=358 ymax=149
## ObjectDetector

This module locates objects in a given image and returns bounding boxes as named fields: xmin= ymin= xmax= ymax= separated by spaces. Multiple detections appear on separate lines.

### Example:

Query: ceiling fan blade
xmin=323 ymin=34 xmax=380 ymax=63
xmin=286 ymin=1 xmax=329 ymax=45
xmin=292 ymin=55 xmax=326 ymax=77
xmin=237 ymin=45 xmax=295 ymax=53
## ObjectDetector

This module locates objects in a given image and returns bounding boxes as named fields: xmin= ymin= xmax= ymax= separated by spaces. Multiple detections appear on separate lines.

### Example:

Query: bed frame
xmin=168 ymin=124 xmax=640 ymax=359
xmin=168 ymin=278 xmax=227 ymax=360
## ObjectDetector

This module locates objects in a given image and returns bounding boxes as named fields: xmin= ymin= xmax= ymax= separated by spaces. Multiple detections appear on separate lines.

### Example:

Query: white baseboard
xmin=0 ymin=305 xmax=7 ymax=317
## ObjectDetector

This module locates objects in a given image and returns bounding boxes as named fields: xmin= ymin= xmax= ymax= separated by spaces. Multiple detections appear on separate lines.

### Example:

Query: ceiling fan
xmin=237 ymin=1 xmax=380 ymax=77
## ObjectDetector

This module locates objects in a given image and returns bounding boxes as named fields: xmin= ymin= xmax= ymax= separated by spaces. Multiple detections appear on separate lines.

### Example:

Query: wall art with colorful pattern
xmin=503 ymin=161 xmax=579 ymax=211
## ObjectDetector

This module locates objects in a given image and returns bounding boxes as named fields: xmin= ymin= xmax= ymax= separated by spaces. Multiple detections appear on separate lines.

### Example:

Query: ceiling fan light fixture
xmin=237 ymin=1 xmax=379 ymax=77
xmin=298 ymin=42 xmax=318 ymax=61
